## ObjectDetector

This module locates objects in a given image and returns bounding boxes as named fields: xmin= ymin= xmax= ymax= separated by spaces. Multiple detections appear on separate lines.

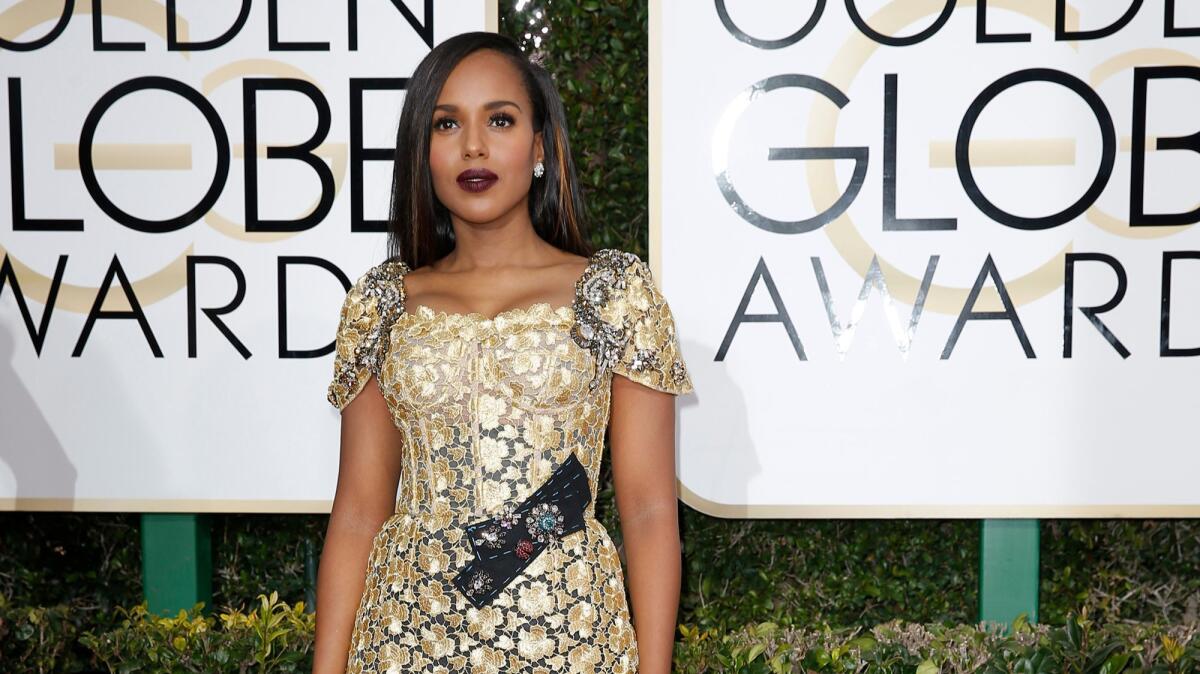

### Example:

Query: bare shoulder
xmin=558 ymin=251 xmax=591 ymax=275
xmin=394 ymin=263 xmax=443 ymax=308
xmin=403 ymin=263 xmax=435 ymax=278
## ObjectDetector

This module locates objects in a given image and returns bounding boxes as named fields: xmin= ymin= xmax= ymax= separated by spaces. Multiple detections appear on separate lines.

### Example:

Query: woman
xmin=314 ymin=32 xmax=693 ymax=674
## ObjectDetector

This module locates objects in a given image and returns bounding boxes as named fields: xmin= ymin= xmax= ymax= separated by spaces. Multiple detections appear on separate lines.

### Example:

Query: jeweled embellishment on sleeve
xmin=326 ymin=259 xmax=410 ymax=410
xmin=570 ymin=249 xmax=695 ymax=394
xmin=570 ymin=249 xmax=638 ymax=390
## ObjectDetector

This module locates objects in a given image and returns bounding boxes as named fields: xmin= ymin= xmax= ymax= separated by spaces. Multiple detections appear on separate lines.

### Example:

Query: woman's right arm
xmin=312 ymin=375 xmax=403 ymax=673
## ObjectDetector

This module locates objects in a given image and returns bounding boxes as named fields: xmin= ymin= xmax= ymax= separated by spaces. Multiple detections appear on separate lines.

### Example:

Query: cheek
xmin=428 ymin=140 xmax=454 ymax=182
xmin=495 ymin=135 xmax=536 ymax=178
xmin=428 ymin=139 xmax=460 ymax=207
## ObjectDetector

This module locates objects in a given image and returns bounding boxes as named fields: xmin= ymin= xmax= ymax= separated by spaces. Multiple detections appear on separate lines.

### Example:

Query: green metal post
xmin=141 ymin=513 xmax=213 ymax=615
xmin=979 ymin=518 xmax=1039 ymax=630
xmin=304 ymin=537 xmax=318 ymax=613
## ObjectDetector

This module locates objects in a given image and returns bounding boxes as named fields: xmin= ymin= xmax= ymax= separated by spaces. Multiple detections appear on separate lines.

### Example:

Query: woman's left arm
xmin=609 ymin=373 xmax=681 ymax=674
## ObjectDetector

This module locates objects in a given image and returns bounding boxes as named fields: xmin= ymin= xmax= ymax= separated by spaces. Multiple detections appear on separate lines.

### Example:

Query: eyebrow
xmin=433 ymin=100 xmax=522 ymax=113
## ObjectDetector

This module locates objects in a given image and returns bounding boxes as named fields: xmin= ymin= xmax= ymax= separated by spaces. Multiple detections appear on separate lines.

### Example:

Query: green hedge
xmin=0 ymin=593 xmax=312 ymax=674
xmin=0 ymin=596 xmax=89 ymax=674
xmin=81 ymin=593 xmax=313 ymax=674
xmin=505 ymin=1 xmax=651 ymax=253
xmin=4 ymin=514 xmax=1198 ymax=671
xmin=3 ymin=595 xmax=1197 ymax=674
xmin=674 ymin=611 xmax=1200 ymax=674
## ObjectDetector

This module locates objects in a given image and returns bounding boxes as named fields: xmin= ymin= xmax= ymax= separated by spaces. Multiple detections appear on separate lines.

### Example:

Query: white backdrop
xmin=655 ymin=0 xmax=1200 ymax=516
xmin=0 ymin=0 xmax=494 ymax=511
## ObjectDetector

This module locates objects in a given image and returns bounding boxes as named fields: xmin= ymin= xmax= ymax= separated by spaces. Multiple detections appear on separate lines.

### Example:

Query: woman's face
xmin=429 ymin=49 xmax=543 ymax=227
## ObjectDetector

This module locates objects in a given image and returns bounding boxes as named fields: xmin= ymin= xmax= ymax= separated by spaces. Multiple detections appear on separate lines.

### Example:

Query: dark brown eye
xmin=490 ymin=112 xmax=515 ymax=127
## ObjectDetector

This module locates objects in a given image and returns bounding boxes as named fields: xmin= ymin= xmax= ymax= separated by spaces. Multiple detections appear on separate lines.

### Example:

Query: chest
xmin=377 ymin=304 xmax=602 ymax=417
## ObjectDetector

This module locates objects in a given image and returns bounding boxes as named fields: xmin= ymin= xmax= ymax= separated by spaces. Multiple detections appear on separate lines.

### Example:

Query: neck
xmin=443 ymin=200 xmax=555 ymax=270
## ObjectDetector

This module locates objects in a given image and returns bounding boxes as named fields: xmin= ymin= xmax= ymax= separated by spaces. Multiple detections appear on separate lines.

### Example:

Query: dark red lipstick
xmin=457 ymin=168 xmax=498 ymax=193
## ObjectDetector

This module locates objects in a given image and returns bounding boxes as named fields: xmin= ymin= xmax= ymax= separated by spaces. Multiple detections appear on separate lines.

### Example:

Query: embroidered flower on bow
xmin=495 ymin=503 xmax=522 ymax=529
xmin=524 ymin=503 xmax=565 ymax=544
xmin=468 ymin=570 xmax=493 ymax=596
xmin=474 ymin=524 xmax=507 ymax=550
xmin=515 ymin=538 xmax=535 ymax=560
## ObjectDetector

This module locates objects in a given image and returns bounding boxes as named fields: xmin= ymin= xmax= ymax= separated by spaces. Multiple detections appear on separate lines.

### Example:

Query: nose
xmin=462 ymin=120 xmax=487 ymax=159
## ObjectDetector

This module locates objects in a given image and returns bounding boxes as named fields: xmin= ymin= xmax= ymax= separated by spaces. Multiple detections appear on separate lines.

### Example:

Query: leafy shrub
xmin=0 ymin=595 xmax=90 ymax=674
xmin=80 ymin=592 xmax=314 ymax=673
xmin=5 ymin=596 xmax=1196 ymax=674
xmin=674 ymin=609 xmax=1200 ymax=674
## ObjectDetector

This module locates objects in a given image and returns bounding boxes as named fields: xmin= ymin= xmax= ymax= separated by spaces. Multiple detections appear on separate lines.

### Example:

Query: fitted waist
xmin=391 ymin=506 xmax=599 ymax=523
xmin=400 ymin=450 xmax=595 ymax=521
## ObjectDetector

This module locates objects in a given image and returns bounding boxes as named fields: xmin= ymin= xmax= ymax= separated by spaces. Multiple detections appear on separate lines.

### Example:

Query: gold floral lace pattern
xmin=571 ymin=249 xmax=694 ymax=394
xmin=325 ymin=248 xmax=693 ymax=673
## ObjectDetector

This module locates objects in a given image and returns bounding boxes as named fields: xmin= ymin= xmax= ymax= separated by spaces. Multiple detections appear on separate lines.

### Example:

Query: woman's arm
xmin=609 ymin=373 xmax=682 ymax=674
xmin=312 ymin=376 xmax=403 ymax=674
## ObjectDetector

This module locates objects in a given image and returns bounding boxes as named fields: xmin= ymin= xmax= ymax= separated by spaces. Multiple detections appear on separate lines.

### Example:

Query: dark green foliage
xmin=0 ymin=513 xmax=140 ymax=670
xmin=0 ymin=597 xmax=91 ymax=674
xmin=208 ymin=514 xmax=326 ymax=610
xmin=0 ymin=513 xmax=141 ymax=609
xmin=677 ymin=518 xmax=978 ymax=631
xmin=1040 ymin=520 xmax=1200 ymax=625
xmin=674 ymin=611 xmax=1200 ymax=674
xmin=80 ymin=593 xmax=314 ymax=674
xmin=502 ymin=1 xmax=650 ymax=255
xmin=7 ymin=598 xmax=1196 ymax=674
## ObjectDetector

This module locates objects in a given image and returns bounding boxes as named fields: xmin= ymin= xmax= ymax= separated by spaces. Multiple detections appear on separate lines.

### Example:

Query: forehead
xmin=436 ymin=49 xmax=529 ymax=106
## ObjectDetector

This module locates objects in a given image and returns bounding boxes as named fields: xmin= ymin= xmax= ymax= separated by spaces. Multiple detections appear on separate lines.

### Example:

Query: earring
xmin=533 ymin=161 xmax=544 ymax=178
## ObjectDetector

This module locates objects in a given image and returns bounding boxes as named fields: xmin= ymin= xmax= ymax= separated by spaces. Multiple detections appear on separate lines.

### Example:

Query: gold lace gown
xmin=326 ymin=248 xmax=694 ymax=674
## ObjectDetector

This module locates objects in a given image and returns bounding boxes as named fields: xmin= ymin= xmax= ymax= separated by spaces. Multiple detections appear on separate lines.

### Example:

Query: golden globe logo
xmin=0 ymin=0 xmax=432 ymax=359
xmin=705 ymin=0 xmax=1200 ymax=361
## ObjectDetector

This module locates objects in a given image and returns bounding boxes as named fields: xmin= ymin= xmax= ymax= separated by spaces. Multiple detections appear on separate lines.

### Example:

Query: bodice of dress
xmin=326 ymin=248 xmax=694 ymax=523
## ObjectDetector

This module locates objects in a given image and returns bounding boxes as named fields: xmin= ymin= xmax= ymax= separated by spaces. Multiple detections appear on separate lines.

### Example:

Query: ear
xmin=533 ymin=130 xmax=544 ymax=164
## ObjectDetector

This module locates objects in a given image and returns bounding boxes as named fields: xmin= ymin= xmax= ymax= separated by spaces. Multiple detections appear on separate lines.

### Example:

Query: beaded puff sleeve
xmin=326 ymin=260 xmax=410 ymax=411
xmin=601 ymin=254 xmax=694 ymax=395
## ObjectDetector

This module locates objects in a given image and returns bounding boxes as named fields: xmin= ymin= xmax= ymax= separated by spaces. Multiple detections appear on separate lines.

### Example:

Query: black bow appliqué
xmin=452 ymin=452 xmax=592 ymax=608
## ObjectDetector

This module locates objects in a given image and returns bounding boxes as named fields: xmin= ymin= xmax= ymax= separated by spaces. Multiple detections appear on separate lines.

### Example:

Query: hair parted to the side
xmin=385 ymin=31 xmax=593 ymax=269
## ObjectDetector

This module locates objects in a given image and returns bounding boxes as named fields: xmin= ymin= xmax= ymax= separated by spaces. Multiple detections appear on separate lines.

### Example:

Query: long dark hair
xmin=385 ymin=32 xmax=593 ymax=269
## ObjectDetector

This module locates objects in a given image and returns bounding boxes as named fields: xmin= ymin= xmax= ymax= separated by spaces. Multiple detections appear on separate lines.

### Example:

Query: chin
xmin=451 ymin=198 xmax=522 ymax=224
xmin=452 ymin=204 xmax=512 ymax=225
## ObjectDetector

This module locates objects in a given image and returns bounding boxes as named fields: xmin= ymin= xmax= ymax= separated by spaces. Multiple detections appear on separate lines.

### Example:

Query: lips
xmin=457 ymin=168 xmax=498 ymax=193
